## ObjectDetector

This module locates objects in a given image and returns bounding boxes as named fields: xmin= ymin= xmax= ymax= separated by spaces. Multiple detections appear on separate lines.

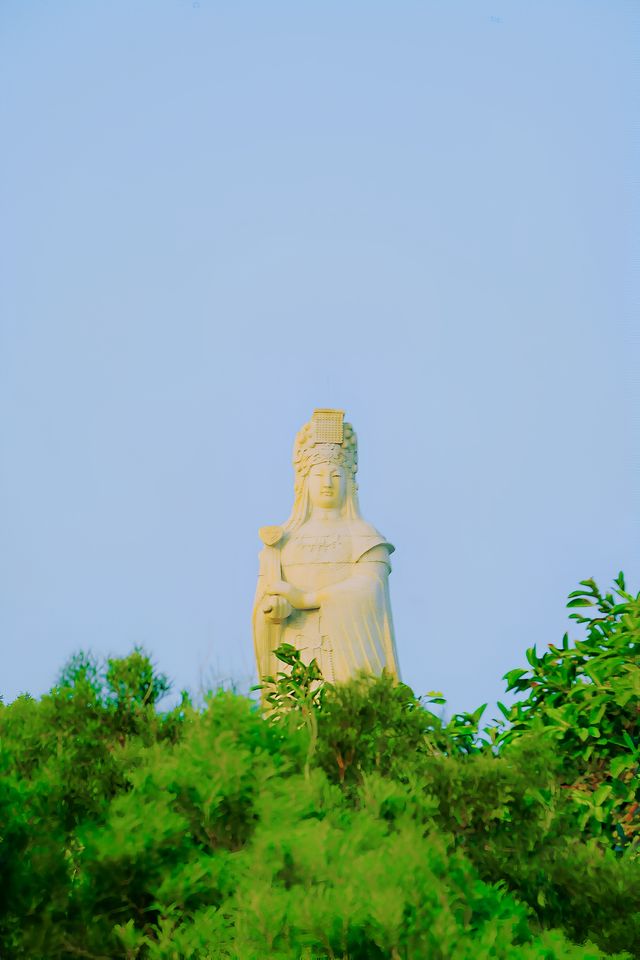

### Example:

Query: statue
xmin=252 ymin=408 xmax=400 ymax=686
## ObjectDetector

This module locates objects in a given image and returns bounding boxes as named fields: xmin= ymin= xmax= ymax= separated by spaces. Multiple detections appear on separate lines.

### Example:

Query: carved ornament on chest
xmin=284 ymin=533 xmax=352 ymax=564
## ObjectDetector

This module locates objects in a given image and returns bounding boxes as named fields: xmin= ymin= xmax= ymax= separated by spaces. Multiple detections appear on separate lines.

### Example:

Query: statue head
xmin=283 ymin=409 xmax=361 ymax=529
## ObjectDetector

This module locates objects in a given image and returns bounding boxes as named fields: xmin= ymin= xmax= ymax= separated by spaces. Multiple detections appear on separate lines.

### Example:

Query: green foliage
xmin=254 ymin=641 xmax=324 ymax=718
xmin=498 ymin=573 xmax=640 ymax=856
xmin=0 ymin=576 xmax=638 ymax=959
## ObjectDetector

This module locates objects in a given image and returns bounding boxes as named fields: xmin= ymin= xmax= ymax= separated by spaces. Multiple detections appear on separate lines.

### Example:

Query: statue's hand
xmin=262 ymin=595 xmax=292 ymax=623
xmin=266 ymin=580 xmax=307 ymax=611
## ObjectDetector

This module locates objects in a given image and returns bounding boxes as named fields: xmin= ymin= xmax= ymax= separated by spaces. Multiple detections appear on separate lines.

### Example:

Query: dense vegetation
xmin=1 ymin=574 xmax=638 ymax=959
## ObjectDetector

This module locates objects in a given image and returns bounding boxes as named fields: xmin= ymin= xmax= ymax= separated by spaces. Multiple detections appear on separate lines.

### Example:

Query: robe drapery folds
xmin=252 ymin=518 xmax=400 ymax=685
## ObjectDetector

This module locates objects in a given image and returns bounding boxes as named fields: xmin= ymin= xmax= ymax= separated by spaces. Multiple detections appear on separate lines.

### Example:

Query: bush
xmin=0 ymin=577 xmax=638 ymax=959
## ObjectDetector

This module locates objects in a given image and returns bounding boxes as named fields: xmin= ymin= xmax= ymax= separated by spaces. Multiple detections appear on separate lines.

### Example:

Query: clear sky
xmin=1 ymin=1 xmax=638 ymax=719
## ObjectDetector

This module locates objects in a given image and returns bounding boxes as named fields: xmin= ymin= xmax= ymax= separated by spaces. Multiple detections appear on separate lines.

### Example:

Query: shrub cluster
xmin=0 ymin=576 xmax=638 ymax=959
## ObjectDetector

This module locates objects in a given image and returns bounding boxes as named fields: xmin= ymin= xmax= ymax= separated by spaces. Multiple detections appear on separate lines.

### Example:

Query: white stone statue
xmin=252 ymin=408 xmax=400 ymax=685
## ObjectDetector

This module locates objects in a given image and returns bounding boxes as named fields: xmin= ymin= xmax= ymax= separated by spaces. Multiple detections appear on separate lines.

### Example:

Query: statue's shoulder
xmin=348 ymin=520 xmax=395 ymax=560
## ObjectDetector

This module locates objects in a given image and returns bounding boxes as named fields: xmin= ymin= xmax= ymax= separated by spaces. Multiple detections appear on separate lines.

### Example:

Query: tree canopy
xmin=1 ymin=574 xmax=638 ymax=959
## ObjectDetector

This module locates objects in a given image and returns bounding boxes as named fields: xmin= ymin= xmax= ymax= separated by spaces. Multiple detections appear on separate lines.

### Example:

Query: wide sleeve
xmin=316 ymin=545 xmax=401 ymax=682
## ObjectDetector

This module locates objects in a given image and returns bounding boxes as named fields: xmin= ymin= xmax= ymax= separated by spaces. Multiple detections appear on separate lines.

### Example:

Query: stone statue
xmin=252 ymin=408 xmax=400 ymax=686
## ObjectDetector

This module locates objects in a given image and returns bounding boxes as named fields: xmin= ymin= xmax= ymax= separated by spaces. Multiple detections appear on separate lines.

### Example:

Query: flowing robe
xmin=252 ymin=519 xmax=400 ymax=684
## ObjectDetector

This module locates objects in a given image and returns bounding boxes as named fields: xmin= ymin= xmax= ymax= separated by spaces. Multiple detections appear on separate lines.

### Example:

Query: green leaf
xmin=567 ymin=598 xmax=595 ymax=608
xmin=525 ymin=646 xmax=539 ymax=667
xmin=503 ymin=668 xmax=529 ymax=689
xmin=611 ymin=603 xmax=629 ymax=615
xmin=611 ymin=755 xmax=633 ymax=779
xmin=579 ymin=578 xmax=599 ymax=591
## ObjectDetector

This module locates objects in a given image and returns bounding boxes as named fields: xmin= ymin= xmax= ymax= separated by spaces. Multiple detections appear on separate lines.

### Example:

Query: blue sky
xmin=1 ymin=1 xmax=638 ymax=718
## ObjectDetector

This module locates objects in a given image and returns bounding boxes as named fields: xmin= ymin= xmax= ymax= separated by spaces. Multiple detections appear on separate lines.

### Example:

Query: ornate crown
xmin=293 ymin=409 xmax=358 ymax=479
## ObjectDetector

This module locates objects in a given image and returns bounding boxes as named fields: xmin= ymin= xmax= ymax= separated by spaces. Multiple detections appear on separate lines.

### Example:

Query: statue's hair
xmin=292 ymin=420 xmax=358 ymax=479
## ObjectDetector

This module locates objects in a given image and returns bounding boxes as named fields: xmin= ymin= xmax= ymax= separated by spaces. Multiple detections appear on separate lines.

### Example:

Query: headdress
xmin=293 ymin=409 xmax=358 ymax=481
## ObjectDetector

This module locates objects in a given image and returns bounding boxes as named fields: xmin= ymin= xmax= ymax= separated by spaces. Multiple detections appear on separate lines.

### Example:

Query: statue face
xmin=308 ymin=462 xmax=346 ymax=510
